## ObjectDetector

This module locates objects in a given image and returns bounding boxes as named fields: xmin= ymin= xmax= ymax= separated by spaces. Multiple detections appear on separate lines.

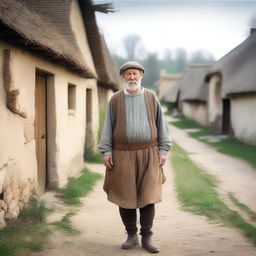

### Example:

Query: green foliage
xmin=0 ymin=197 xmax=49 ymax=256
xmin=51 ymin=211 xmax=80 ymax=235
xmin=172 ymin=143 xmax=256 ymax=245
xmin=229 ymin=193 xmax=256 ymax=221
xmin=57 ymin=168 xmax=101 ymax=206
xmin=19 ymin=197 xmax=48 ymax=223
xmin=171 ymin=115 xmax=256 ymax=169
xmin=208 ymin=138 xmax=256 ymax=169
xmin=98 ymin=109 xmax=106 ymax=144
xmin=84 ymin=146 xmax=103 ymax=163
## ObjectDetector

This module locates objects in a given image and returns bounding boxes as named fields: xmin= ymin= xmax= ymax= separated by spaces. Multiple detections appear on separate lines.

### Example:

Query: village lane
xmin=166 ymin=115 xmax=256 ymax=213
xmin=33 ymin=161 xmax=255 ymax=256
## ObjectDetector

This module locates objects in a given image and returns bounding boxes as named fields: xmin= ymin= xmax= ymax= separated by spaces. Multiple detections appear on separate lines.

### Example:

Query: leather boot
xmin=141 ymin=236 xmax=159 ymax=253
xmin=121 ymin=234 xmax=139 ymax=250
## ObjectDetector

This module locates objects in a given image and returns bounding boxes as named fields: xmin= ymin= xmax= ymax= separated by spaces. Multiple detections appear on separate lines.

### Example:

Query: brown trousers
xmin=103 ymin=146 xmax=166 ymax=209
xmin=119 ymin=204 xmax=155 ymax=237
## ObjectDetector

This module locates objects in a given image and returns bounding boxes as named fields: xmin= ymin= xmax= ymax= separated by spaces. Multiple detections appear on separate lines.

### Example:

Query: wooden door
xmin=222 ymin=98 xmax=231 ymax=134
xmin=35 ymin=73 xmax=47 ymax=194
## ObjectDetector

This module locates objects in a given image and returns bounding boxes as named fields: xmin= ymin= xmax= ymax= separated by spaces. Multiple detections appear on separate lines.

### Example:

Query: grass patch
xmin=84 ymin=146 xmax=103 ymax=163
xmin=172 ymin=142 xmax=256 ymax=245
xmin=57 ymin=168 xmax=101 ymax=206
xmin=208 ymin=137 xmax=256 ymax=169
xmin=0 ymin=198 xmax=49 ymax=256
xmin=229 ymin=193 xmax=256 ymax=222
xmin=51 ymin=211 xmax=80 ymax=235
xmin=170 ymin=114 xmax=256 ymax=169
xmin=19 ymin=197 xmax=48 ymax=223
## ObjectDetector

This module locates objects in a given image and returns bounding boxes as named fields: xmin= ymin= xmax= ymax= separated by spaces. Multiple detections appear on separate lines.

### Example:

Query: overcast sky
xmin=94 ymin=1 xmax=256 ymax=60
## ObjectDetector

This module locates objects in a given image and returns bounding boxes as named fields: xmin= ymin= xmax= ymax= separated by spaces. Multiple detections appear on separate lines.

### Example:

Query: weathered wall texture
xmin=182 ymin=101 xmax=208 ymax=127
xmin=0 ymin=42 xmax=98 ymax=227
xmin=231 ymin=95 xmax=256 ymax=145
xmin=98 ymin=86 xmax=114 ymax=111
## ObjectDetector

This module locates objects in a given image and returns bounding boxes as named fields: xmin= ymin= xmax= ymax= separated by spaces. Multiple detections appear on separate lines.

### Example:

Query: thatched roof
xmin=0 ymin=0 xmax=96 ymax=78
xmin=205 ymin=33 xmax=256 ymax=97
xmin=164 ymin=83 xmax=180 ymax=103
xmin=80 ymin=2 xmax=121 ymax=91
xmin=176 ymin=63 xmax=212 ymax=102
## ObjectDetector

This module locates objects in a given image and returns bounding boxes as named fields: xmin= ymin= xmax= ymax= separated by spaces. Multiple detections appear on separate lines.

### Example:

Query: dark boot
xmin=122 ymin=234 xmax=139 ymax=250
xmin=119 ymin=207 xmax=138 ymax=250
xmin=140 ymin=204 xmax=159 ymax=253
xmin=141 ymin=236 xmax=159 ymax=253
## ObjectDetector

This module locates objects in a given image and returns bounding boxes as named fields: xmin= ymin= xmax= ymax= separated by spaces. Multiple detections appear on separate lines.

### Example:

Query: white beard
xmin=123 ymin=78 xmax=142 ymax=91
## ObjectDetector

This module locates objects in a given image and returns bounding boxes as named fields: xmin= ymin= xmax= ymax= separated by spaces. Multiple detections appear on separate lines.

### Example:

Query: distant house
xmin=169 ymin=64 xmax=212 ymax=126
xmin=0 ymin=0 xmax=118 ymax=226
xmin=205 ymin=29 xmax=256 ymax=145
xmin=155 ymin=70 xmax=181 ymax=101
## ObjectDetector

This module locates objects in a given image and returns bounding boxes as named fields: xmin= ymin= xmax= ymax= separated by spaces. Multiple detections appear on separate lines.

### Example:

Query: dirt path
xmin=167 ymin=115 xmax=256 ymax=214
xmin=33 ymin=161 xmax=256 ymax=256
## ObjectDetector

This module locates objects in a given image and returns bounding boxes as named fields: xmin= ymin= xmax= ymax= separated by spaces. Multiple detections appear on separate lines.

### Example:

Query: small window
xmin=68 ymin=84 xmax=76 ymax=113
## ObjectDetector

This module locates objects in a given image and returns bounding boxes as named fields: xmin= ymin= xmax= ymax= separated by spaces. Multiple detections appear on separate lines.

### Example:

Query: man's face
xmin=122 ymin=68 xmax=143 ymax=91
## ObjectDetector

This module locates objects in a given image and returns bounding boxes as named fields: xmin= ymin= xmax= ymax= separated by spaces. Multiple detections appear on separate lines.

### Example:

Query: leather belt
xmin=114 ymin=140 xmax=157 ymax=151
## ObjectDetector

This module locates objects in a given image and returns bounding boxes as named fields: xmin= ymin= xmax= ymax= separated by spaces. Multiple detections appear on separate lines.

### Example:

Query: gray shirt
xmin=99 ymin=87 xmax=171 ymax=155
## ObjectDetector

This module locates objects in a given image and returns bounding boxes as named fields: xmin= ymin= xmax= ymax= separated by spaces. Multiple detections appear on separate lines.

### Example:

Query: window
xmin=68 ymin=83 xmax=76 ymax=113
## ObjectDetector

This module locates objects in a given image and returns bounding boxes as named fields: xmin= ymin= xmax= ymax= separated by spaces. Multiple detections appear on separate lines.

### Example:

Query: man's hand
xmin=103 ymin=155 xmax=113 ymax=169
xmin=159 ymin=154 xmax=167 ymax=167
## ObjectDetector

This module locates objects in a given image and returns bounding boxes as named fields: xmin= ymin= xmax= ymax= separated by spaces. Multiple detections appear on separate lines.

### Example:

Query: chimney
xmin=250 ymin=28 xmax=256 ymax=35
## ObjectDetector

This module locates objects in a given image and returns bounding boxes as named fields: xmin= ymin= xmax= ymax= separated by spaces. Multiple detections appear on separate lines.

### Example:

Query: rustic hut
xmin=205 ymin=29 xmax=256 ymax=144
xmin=0 ymin=0 xmax=112 ymax=226
xmin=155 ymin=70 xmax=181 ymax=101
xmin=164 ymin=82 xmax=181 ymax=113
xmin=174 ymin=64 xmax=212 ymax=126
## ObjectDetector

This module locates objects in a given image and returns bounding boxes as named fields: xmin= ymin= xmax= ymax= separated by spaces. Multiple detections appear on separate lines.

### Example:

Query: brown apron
xmin=103 ymin=89 xmax=166 ymax=209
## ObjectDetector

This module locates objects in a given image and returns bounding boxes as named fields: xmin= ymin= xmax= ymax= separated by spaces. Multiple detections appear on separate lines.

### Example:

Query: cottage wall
xmin=0 ymin=43 xmax=98 ymax=224
xmin=182 ymin=101 xmax=208 ymax=127
xmin=231 ymin=95 xmax=256 ymax=145
xmin=98 ymin=86 xmax=114 ymax=110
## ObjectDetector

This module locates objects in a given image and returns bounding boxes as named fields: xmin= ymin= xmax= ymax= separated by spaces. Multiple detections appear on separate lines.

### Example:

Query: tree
xmin=174 ymin=48 xmax=188 ymax=73
xmin=122 ymin=34 xmax=146 ymax=60
xmin=142 ymin=52 xmax=160 ymax=88
xmin=190 ymin=49 xmax=215 ymax=63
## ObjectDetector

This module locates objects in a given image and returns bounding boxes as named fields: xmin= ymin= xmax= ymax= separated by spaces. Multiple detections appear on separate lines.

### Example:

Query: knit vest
xmin=111 ymin=89 xmax=157 ymax=145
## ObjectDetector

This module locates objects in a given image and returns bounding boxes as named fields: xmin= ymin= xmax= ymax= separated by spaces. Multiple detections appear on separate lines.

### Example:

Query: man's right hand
xmin=103 ymin=155 xmax=113 ymax=169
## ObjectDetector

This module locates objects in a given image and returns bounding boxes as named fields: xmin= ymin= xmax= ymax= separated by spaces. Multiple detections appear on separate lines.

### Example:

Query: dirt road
xmin=167 ymin=115 xmax=256 ymax=214
xmin=34 ymin=160 xmax=256 ymax=256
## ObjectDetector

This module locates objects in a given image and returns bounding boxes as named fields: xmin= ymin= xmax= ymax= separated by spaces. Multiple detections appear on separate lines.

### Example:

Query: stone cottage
xmin=205 ymin=29 xmax=256 ymax=144
xmin=169 ymin=64 xmax=212 ymax=126
xmin=0 ymin=0 xmax=119 ymax=227
xmin=155 ymin=70 xmax=181 ymax=101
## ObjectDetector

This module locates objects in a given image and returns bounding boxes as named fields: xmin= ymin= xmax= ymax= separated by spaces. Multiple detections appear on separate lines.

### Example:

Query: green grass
xmin=172 ymin=143 xmax=256 ymax=245
xmin=51 ymin=211 xmax=80 ymax=235
xmin=57 ymin=168 xmax=101 ymax=206
xmin=229 ymin=193 xmax=256 ymax=222
xmin=170 ymin=114 xmax=256 ymax=169
xmin=84 ymin=146 xmax=103 ymax=163
xmin=0 ymin=198 xmax=49 ymax=256
xmin=208 ymin=138 xmax=256 ymax=169
xmin=19 ymin=197 xmax=49 ymax=223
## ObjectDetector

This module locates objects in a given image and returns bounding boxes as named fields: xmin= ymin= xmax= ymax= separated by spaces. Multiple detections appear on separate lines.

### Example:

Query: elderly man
xmin=99 ymin=61 xmax=171 ymax=253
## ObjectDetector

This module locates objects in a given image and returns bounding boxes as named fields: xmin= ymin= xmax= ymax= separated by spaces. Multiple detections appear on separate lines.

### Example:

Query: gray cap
xmin=119 ymin=61 xmax=145 ymax=75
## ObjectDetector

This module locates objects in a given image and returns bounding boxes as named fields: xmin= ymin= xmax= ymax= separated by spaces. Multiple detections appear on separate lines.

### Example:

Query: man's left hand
xmin=159 ymin=154 xmax=167 ymax=167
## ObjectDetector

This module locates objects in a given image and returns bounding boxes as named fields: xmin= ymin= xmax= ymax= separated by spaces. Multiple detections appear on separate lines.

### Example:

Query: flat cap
xmin=119 ymin=61 xmax=145 ymax=75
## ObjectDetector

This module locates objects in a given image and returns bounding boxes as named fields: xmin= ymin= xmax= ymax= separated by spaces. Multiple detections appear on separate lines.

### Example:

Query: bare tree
xmin=122 ymin=34 xmax=145 ymax=60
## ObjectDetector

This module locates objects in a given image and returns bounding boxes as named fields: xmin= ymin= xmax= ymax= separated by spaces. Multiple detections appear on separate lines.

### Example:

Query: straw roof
xmin=0 ymin=0 xmax=95 ymax=78
xmin=205 ymin=33 xmax=256 ymax=97
xmin=176 ymin=63 xmax=212 ymax=102
xmin=164 ymin=83 xmax=180 ymax=103
xmin=80 ymin=2 xmax=121 ymax=91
